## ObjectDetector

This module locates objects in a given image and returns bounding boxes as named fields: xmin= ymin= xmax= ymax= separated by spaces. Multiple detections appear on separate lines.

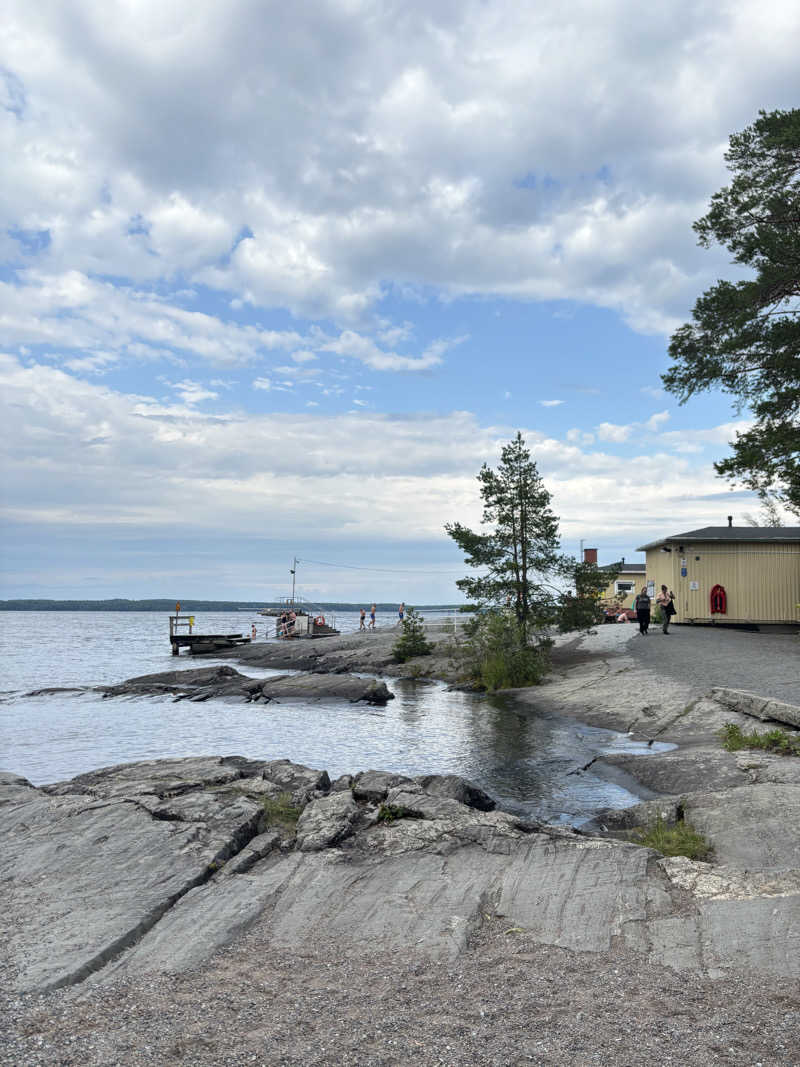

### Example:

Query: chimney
xmin=727 ymin=515 xmax=733 ymax=527
xmin=583 ymin=547 xmax=598 ymax=564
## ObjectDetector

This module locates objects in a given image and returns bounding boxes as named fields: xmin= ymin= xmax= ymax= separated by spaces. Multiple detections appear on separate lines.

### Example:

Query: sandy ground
xmin=3 ymin=623 xmax=799 ymax=1066
xmin=3 ymin=923 xmax=800 ymax=1066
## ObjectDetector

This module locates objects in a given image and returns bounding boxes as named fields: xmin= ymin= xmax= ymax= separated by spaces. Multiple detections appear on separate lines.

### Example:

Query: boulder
xmin=352 ymin=769 xmax=414 ymax=802
xmin=415 ymin=773 xmax=496 ymax=811
xmin=295 ymin=792 xmax=360 ymax=851
xmin=711 ymin=688 xmax=800 ymax=730
xmin=261 ymin=759 xmax=331 ymax=805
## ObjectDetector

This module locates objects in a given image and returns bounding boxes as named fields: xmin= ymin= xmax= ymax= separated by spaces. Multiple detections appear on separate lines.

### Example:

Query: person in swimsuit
xmin=398 ymin=602 xmax=405 ymax=625
xmin=359 ymin=608 xmax=366 ymax=631
xmin=369 ymin=604 xmax=376 ymax=629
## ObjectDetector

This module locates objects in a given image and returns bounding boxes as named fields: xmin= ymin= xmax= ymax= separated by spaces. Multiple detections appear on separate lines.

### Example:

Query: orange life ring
xmin=314 ymin=615 xmax=325 ymax=626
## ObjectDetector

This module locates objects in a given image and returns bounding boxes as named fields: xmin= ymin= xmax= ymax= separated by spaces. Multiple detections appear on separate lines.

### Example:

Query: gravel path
xmin=3 ymin=923 xmax=800 ymax=1067
xmin=625 ymin=625 xmax=799 ymax=705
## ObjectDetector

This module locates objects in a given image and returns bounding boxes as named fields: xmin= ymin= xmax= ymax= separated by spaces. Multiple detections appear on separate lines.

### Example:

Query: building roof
xmin=612 ymin=561 xmax=646 ymax=573
xmin=637 ymin=526 xmax=800 ymax=551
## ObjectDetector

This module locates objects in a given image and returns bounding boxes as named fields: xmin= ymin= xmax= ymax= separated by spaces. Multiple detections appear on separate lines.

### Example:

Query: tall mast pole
xmin=291 ymin=557 xmax=297 ymax=603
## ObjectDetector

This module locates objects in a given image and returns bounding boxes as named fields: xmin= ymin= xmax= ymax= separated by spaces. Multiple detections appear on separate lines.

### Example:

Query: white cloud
xmin=661 ymin=420 xmax=752 ymax=454
xmin=252 ymin=377 xmax=271 ymax=391
xmin=539 ymin=399 xmax=564 ymax=407
xmin=63 ymin=352 xmax=119 ymax=374
xmin=4 ymin=2 xmax=797 ymax=331
xmin=0 ymin=353 xmax=760 ymax=552
xmin=596 ymin=410 xmax=673 ymax=442
xmin=566 ymin=428 xmax=595 ymax=446
xmin=645 ymin=410 xmax=670 ymax=431
xmin=318 ymin=329 xmax=460 ymax=372
xmin=595 ymin=421 xmax=633 ymax=443
xmin=172 ymin=379 xmax=218 ymax=405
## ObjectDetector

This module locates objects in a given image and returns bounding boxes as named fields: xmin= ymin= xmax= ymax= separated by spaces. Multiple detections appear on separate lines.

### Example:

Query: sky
xmin=2 ymin=0 xmax=799 ymax=604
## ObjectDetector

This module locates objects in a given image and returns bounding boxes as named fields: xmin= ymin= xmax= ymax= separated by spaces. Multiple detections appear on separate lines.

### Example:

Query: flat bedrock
xmin=2 ymin=752 xmax=799 ymax=996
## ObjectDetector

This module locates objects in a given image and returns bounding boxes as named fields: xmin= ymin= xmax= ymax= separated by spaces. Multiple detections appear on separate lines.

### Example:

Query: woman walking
xmin=656 ymin=585 xmax=676 ymax=634
xmin=634 ymin=586 xmax=651 ymax=635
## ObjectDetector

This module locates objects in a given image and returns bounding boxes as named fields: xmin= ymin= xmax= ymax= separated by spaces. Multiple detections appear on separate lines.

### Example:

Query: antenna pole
xmin=290 ymin=557 xmax=298 ymax=603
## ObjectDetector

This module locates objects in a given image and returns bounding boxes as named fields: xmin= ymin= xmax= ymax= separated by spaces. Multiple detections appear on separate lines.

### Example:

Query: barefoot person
xmin=398 ymin=602 xmax=405 ymax=625
xmin=359 ymin=608 xmax=366 ymax=631
xmin=656 ymin=585 xmax=676 ymax=634
xmin=634 ymin=586 xmax=651 ymax=635
xmin=369 ymin=603 xmax=376 ymax=630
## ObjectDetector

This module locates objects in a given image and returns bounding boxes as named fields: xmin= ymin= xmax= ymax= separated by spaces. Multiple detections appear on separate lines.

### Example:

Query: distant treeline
xmin=0 ymin=599 xmax=460 ymax=612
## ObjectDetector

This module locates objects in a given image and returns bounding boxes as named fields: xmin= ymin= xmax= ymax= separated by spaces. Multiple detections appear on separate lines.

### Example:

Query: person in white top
xmin=655 ymin=585 xmax=675 ymax=634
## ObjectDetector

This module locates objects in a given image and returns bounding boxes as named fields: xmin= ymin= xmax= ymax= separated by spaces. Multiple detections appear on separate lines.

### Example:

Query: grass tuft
xmin=634 ymin=815 xmax=712 ymax=861
xmin=261 ymin=792 xmax=302 ymax=830
xmin=720 ymin=722 xmax=800 ymax=757
xmin=376 ymin=803 xmax=417 ymax=823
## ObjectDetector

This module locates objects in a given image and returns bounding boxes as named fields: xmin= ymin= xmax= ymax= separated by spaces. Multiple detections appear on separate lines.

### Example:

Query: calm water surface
xmin=0 ymin=611 xmax=671 ymax=825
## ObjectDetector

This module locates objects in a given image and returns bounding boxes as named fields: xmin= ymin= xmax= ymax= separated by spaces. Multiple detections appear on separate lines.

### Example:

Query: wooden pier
xmin=169 ymin=612 xmax=252 ymax=656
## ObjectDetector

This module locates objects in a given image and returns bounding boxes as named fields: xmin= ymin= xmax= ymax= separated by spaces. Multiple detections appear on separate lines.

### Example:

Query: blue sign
xmin=680 ymin=567 xmax=687 ymax=577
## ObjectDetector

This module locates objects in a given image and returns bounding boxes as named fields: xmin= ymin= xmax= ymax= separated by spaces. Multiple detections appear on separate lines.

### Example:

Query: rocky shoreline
xmin=3 ymin=623 xmax=800 ymax=1064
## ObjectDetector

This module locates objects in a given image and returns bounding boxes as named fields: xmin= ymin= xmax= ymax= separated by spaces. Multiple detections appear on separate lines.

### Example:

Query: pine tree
xmin=663 ymin=108 xmax=800 ymax=514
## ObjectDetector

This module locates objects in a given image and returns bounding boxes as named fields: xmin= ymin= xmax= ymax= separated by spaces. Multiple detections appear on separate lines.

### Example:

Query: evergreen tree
xmin=663 ymin=108 xmax=800 ymax=514
xmin=392 ymin=607 xmax=433 ymax=663
xmin=445 ymin=432 xmax=562 ymax=641
xmin=445 ymin=433 xmax=620 ymax=690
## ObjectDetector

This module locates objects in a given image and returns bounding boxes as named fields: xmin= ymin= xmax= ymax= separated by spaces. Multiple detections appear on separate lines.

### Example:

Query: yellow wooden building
xmin=636 ymin=524 xmax=800 ymax=627
xmin=600 ymin=561 xmax=647 ymax=608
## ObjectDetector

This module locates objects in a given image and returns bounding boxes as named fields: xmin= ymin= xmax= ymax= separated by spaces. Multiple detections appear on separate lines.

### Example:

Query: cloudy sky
xmin=2 ymin=1 xmax=798 ymax=603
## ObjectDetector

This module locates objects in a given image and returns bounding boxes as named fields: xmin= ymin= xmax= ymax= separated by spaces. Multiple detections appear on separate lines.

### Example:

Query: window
xmin=615 ymin=581 xmax=634 ymax=595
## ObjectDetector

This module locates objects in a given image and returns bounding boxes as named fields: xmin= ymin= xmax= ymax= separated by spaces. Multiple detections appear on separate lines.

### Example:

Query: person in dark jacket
xmin=634 ymin=587 xmax=651 ymax=634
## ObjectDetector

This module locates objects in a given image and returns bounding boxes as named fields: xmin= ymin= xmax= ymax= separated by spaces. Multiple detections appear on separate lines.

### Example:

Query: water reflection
xmin=0 ymin=612 xmax=674 ymax=826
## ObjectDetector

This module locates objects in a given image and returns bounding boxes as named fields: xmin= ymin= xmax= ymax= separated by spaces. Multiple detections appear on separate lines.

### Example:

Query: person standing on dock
xmin=359 ymin=608 xmax=366 ymax=630
xmin=369 ymin=604 xmax=376 ymax=629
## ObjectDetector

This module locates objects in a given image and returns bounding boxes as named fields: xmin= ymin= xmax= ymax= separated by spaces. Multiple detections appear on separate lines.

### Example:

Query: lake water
xmin=0 ymin=611 xmax=672 ymax=825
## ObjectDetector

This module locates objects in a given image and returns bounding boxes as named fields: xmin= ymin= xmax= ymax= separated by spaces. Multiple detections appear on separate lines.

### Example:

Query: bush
xmin=458 ymin=610 xmax=550 ymax=690
xmin=392 ymin=607 xmax=434 ymax=663
xmin=634 ymin=815 xmax=712 ymax=860
xmin=720 ymin=722 xmax=800 ymax=756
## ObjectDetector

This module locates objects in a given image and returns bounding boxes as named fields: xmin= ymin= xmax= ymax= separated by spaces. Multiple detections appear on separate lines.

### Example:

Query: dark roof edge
xmin=637 ymin=526 xmax=800 ymax=552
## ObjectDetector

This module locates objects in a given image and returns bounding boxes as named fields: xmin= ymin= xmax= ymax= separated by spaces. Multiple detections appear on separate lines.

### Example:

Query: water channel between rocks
xmin=0 ymin=611 xmax=674 ymax=825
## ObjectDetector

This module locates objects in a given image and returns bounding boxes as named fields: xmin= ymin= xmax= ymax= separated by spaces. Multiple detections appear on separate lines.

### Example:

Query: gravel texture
xmin=3 ymin=920 xmax=799 ymax=1067
xmin=626 ymin=626 xmax=799 ymax=705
